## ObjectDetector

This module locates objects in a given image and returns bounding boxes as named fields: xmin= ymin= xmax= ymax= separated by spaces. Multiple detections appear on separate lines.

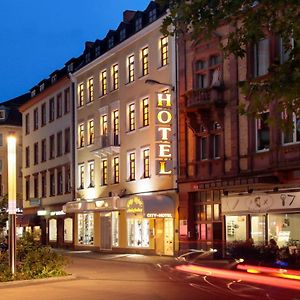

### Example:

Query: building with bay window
xmin=19 ymin=68 xmax=75 ymax=248
xmin=64 ymin=1 xmax=179 ymax=256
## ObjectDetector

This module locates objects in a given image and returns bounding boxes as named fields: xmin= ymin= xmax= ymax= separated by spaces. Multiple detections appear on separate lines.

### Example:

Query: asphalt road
xmin=0 ymin=252 xmax=299 ymax=300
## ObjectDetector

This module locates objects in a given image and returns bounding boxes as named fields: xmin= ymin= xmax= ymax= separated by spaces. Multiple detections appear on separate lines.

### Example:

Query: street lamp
xmin=145 ymin=79 xmax=175 ymax=91
xmin=7 ymin=134 xmax=17 ymax=275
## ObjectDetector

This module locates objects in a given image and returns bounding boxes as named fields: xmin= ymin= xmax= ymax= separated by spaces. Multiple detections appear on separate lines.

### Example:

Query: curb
xmin=0 ymin=274 xmax=76 ymax=288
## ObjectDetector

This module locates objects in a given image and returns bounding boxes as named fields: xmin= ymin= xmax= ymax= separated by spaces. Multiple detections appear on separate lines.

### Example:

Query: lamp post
xmin=7 ymin=135 xmax=17 ymax=275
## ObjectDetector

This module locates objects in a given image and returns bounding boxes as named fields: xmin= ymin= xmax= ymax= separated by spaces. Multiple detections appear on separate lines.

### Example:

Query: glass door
xmin=164 ymin=218 xmax=174 ymax=256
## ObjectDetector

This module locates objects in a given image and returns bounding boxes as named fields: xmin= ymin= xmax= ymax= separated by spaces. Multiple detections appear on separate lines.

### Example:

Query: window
xmin=41 ymin=172 xmax=46 ymax=198
xmin=143 ymin=148 xmax=150 ymax=178
xmin=78 ymin=123 xmax=84 ymax=148
xmin=34 ymin=175 xmax=39 ymax=198
xmin=210 ymin=55 xmax=221 ymax=66
xmin=41 ymin=103 xmax=46 ymax=126
xmin=49 ymin=219 xmax=57 ymax=242
xmin=128 ymin=103 xmax=135 ymax=131
xmin=65 ymin=166 xmax=71 ymax=194
xmin=256 ymin=112 xmax=270 ymax=151
xmin=64 ymin=218 xmax=73 ymax=242
xmin=34 ymin=142 xmax=38 ymax=165
xmin=57 ymin=169 xmax=63 ymax=195
xmin=112 ymin=110 xmax=119 ymax=146
xmin=40 ymin=83 xmax=45 ymax=92
xmin=112 ymin=64 xmax=119 ymax=90
xmin=212 ymin=122 xmax=221 ymax=159
xmin=87 ymin=78 xmax=94 ymax=103
xmin=49 ymin=98 xmax=55 ymax=122
xmin=142 ymin=98 xmax=149 ymax=127
xmin=282 ymin=112 xmax=300 ymax=144
xmin=50 ymin=171 xmax=55 ymax=196
xmin=128 ymin=55 xmax=135 ymax=83
xmin=78 ymin=83 xmax=84 ymax=107
xmin=85 ymin=52 xmax=91 ymax=63
xmin=120 ymin=28 xmax=126 ymax=41
xmin=149 ymin=8 xmax=156 ymax=22
xmin=56 ymin=93 xmax=62 ymax=118
xmin=33 ymin=108 xmax=38 ymax=130
xmin=88 ymin=161 xmax=95 ymax=187
xmin=160 ymin=37 xmax=168 ymax=66
xmin=25 ymin=146 xmax=30 ymax=168
xmin=25 ymin=177 xmax=30 ymax=200
xmin=78 ymin=213 xmax=94 ymax=245
xmin=88 ymin=120 xmax=94 ymax=145
xmin=195 ymin=60 xmax=205 ymax=70
xmin=141 ymin=47 xmax=149 ymax=76
xmin=135 ymin=17 xmax=142 ymax=31
xmin=279 ymin=37 xmax=294 ymax=64
xmin=100 ymin=70 xmax=107 ymax=96
xmin=113 ymin=157 xmax=119 ymax=184
xmin=95 ymin=45 xmax=101 ymax=57
xmin=195 ymin=74 xmax=207 ymax=89
xmin=108 ymin=36 xmax=114 ymax=49
xmin=67 ymin=63 xmax=73 ymax=73
xmin=226 ymin=216 xmax=247 ymax=242
xmin=0 ymin=110 xmax=5 ymax=120
xmin=78 ymin=164 xmax=84 ymax=189
xmin=127 ymin=219 xmax=150 ymax=247
xmin=253 ymin=38 xmax=270 ymax=77
xmin=128 ymin=152 xmax=136 ymax=181
xmin=65 ymin=127 xmax=71 ymax=153
xmin=51 ymin=74 xmax=57 ymax=84
xmin=102 ymin=159 xmax=108 ymax=186
xmin=49 ymin=135 xmax=55 ymax=159
xmin=112 ymin=211 xmax=119 ymax=247
xmin=101 ymin=115 xmax=108 ymax=147
xmin=197 ymin=136 xmax=207 ymax=160
xmin=57 ymin=131 xmax=62 ymax=157
xmin=25 ymin=113 xmax=30 ymax=135
xmin=41 ymin=139 xmax=46 ymax=162
xmin=64 ymin=88 xmax=70 ymax=114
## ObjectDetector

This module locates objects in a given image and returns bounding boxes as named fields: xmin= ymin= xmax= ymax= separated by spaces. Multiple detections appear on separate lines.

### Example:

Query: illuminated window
xmin=78 ymin=123 xmax=84 ymax=148
xmin=49 ymin=135 xmax=55 ymax=159
xmin=64 ymin=218 xmax=73 ymax=242
xmin=128 ymin=152 xmax=136 ymax=181
xmin=142 ymin=98 xmax=149 ymax=127
xmin=256 ymin=112 xmax=270 ymax=151
xmin=78 ymin=83 xmax=84 ymax=107
xmin=128 ymin=103 xmax=135 ymax=131
xmin=49 ymin=97 xmax=55 ymax=122
xmin=113 ymin=157 xmax=120 ymax=184
xmin=56 ymin=93 xmax=62 ymax=118
xmin=78 ymin=164 xmax=84 ymax=189
xmin=88 ymin=119 xmax=94 ymax=145
xmin=49 ymin=219 xmax=57 ymax=241
xmin=127 ymin=219 xmax=150 ymax=247
xmin=160 ymin=36 xmax=168 ymax=66
xmin=88 ymin=161 xmax=95 ymax=187
xmin=88 ymin=78 xmax=94 ymax=102
xmin=128 ymin=55 xmax=134 ymax=83
xmin=33 ymin=108 xmax=38 ymax=130
xmin=78 ymin=213 xmax=94 ymax=245
xmin=113 ymin=110 xmax=119 ymax=146
xmin=112 ymin=211 xmax=119 ymax=247
xmin=102 ymin=159 xmax=108 ymax=186
xmin=141 ymin=47 xmax=149 ymax=76
xmin=100 ymin=70 xmax=107 ymax=96
xmin=41 ymin=103 xmax=46 ymax=126
xmin=112 ymin=64 xmax=119 ymax=90
xmin=143 ymin=148 xmax=150 ymax=178
xmin=101 ymin=115 xmax=108 ymax=147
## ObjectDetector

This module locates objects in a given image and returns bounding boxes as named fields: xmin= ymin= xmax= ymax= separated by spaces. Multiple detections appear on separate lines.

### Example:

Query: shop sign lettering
xmin=126 ymin=197 xmax=143 ymax=214
xmin=146 ymin=213 xmax=173 ymax=218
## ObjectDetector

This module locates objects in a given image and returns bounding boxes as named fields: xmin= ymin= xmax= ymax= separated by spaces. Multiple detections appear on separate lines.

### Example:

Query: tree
xmin=0 ymin=195 xmax=8 ymax=233
xmin=158 ymin=0 xmax=300 ymax=129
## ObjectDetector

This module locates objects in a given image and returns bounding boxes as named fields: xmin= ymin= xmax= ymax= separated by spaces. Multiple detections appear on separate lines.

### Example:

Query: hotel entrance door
xmin=164 ymin=218 xmax=174 ymax=256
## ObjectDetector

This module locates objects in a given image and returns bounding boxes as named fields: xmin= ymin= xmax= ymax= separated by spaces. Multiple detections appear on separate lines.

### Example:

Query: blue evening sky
xmin=0 ymin=0 xmax=151 ymax=102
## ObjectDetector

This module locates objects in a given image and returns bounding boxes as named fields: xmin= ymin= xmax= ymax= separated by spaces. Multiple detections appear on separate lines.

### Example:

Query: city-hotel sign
xmin=156 ymin=93 xmax=173 ymax=175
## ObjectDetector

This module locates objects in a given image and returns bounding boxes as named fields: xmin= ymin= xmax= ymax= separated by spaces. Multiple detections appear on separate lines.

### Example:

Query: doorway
xmin=164 ymin=218 xmax=174 ymax=256
xmin=100 ymin=213 xmax=112 ymax=250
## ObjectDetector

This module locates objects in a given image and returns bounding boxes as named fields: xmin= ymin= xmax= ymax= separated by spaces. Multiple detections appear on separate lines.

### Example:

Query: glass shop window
xmin=78 ymin=213 xmax=94 ymax=245
xmin=127 ymin=219 xmax=150 ymax=248
xmin=112 ymin=211 xmax=119 ymax=247
xmin=226 ymin=215 xmax=247 ymax=242
xmin=251 ymin=215 xmax=266 ymax=245
xmin=49 ymin=219 xmax=57 ymax=242
xmin=64 ymin=218 xmax=73 ymax=243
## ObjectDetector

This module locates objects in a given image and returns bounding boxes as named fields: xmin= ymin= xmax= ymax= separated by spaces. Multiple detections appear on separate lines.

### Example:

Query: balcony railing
xmin=91 ymin=135 xmax=120 ymax=157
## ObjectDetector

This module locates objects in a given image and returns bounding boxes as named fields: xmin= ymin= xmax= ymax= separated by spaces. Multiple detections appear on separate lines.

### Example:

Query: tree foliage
xmin=158 ymin=0 xmax=300 ymax=127
xmin=0 ymin=195 xmax=8 ymax=231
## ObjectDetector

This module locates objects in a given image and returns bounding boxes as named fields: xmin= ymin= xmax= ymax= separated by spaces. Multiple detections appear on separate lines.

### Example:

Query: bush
xmin=0 ymin=232 xmax=69 ymax=281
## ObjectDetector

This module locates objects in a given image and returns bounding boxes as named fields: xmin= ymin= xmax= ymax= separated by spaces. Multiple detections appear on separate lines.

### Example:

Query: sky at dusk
xmin=0 ymin=0 xmax=151 ymax=102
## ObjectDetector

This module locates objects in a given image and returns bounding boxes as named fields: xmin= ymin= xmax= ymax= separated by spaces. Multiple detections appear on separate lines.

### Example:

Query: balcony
xmin=185 ymin=87 xmax=225 ymax=110
xmin=90 ymin=135 xmax=120 ymax=157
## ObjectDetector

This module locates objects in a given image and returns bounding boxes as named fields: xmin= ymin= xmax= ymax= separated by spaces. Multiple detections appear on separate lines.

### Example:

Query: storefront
xmin=63 ymin=194 xmax=176 ymax=256
xmin=222 ymin=191 xmax=300 ymax=248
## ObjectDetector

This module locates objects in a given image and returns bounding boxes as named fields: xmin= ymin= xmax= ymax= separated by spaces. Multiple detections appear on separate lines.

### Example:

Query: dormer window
xmin=31 ymin=90 xmax=36 ymax=97
xmin=40 ymin=83 xmax=45 ymax=92
xmin=108 ymin=37 xmax=114 ymax=49
xmin=95 ymin=46 xmax=101 ymax=57
xmin=149 ymin=9 xmax=156 ymax=23
xmin=67 ymin=63 xmax=74 ymax=73
xmin=120 ymin=28 xmax=126 ymax=41
xmin=0 ymin=110 xmax=5 ymax=120
xmin=135 ymin=17 xmax=142 ymax=31
xmin=85 ymin=52 xmax=91 ymax=63
xmin=51 ymin=75 xmax=57 ymax=84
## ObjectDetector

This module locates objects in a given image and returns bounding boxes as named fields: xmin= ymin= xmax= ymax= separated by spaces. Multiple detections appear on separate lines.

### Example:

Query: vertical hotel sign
xmin=156 ymin=93 xmax=173 ymax=175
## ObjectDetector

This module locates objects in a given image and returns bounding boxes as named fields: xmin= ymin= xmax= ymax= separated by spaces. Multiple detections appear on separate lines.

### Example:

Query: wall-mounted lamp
xmin=145 ymin=79 xmax=175 ymax=91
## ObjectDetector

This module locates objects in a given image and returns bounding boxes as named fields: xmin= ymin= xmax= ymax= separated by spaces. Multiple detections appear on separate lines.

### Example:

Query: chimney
xmin=123 ymin=10 xmax=136 ymax=23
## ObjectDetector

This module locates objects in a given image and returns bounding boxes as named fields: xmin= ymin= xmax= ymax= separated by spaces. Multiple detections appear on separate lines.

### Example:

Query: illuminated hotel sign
xmin=156 ymin=93 xmax=173 ymax=175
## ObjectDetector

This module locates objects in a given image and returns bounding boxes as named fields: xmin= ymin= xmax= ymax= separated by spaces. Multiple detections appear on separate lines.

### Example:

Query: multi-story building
xmin=0 ymin=94 xmax=30 ymax=221
xmin=19 ymin=68 xmax=75 ymax=247
xmin=178 ymin=24 xmax=300 ymax=253
xmin=63 ymin=1 xmax=179 ymax=255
